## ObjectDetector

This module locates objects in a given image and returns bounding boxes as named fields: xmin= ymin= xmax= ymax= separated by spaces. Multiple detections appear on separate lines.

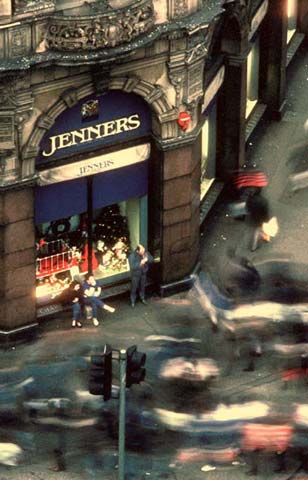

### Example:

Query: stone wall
xmin=0 ymin=187 xmax=36 ymax=330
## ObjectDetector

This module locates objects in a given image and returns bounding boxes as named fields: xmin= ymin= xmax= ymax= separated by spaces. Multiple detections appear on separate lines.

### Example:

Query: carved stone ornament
xmin=183 ymin=60 xmax=204 ymax=110
xmin=223 ymin=0 xmax=250 ymax=37
xmin=168 ymin=66 xmax=185 ymax=107
xmin=0 ymin=150 xmax=18 ymax=185
xmin=0 ymin=79 xmax=17 ymax=108
xmin=46 ymin=0 xmax=154 ymax=51
xmin=9 ymin=27 xmax=30 ymax=58
xmin=184 ymin=23 xmax=218 ymax=66
xmin=185 ymin=40 xmax=208 ymax=65
xmin=0 ymin=114 xmax=15 ymax=150
xmin=172 ymin=0 xmax=188 ymax=18
xmin=13 ymin=0 xmax=55 ymax=15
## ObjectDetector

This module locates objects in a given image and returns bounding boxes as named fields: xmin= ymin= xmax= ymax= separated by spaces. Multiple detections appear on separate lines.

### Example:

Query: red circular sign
xmin=177 ymin=111 xmax=191 ymax=130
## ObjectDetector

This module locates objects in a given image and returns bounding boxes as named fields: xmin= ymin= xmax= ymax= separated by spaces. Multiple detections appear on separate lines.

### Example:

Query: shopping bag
xmin=262 ymin=216 xmax=279 ymax=238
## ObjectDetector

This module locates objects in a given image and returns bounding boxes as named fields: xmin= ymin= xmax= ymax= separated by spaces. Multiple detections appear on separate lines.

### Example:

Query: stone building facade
xmin=0 ymin=0 xmax=307 ymax=336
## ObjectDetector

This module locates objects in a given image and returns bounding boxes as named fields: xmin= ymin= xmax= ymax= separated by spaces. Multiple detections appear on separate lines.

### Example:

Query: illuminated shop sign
xmin=38 ymin=143 xmax=150 ymax=185
xmin=37 ymin=91 xmax=151 ymax=163
xmin=42 ymin=114 xmax=141 ymax=157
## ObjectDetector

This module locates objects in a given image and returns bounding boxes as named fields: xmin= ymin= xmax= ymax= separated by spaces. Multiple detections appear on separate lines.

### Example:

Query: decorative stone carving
xmin=0 ymin=114 xmax=15 ymax=150
xmin=46 ymin=0 xmax=154 ymax=51
xmin=61 ymin=88 xmax=78 ymax=108
xmin=0 ymin=151 xmax=18 ymax=185
xmin=168 ymin=0 xmax=188 ymax=19
xmin=185 ymin=22 xmax=217 ymax=65
xmin=9 ymin=27 xmax=31 ymax=58
xmin=168 ymin=38 xmax=186 ymax=107
xmin=167 ymin=66 xmax=185 ymax=107
xmin=0 ymin=79 xmax=17 ymax=108
xmin=13 ymin=0 xmax=55 ymax=15
xmin=184 ymin=60 xmax=204 ymax=107
xmin=185 ymin=41 xmax=208 ymax=65
xmin=223 ymin=0 xmax=250 ymax=39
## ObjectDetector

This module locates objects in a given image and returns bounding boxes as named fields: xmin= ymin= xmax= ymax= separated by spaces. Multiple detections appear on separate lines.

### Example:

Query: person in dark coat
xmin=246 ymin=193 xmax=270 ymax=251
xmin=65 ymin=281 xmax=84 ymax=328
xmin=128 ymin=244 xmax=153 ymax=307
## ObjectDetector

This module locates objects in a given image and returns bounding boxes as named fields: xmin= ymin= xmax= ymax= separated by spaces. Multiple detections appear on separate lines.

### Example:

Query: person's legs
xmin=89 ymin=297 xmax=104 ymax=326
xmin=72 ymin=303 xmax=81 ymax=327
xmin=88 ymin=298 xmax=98 ymax=320
xmin=251 ymin=227 xmax=262 ymax=252
xmin=139 ymin=273 xmax=147 ymax=302
xmin=54 ymin=431 xmax=66 ymax=471
xmin=130 ymin=274 xmax=140 ymax=306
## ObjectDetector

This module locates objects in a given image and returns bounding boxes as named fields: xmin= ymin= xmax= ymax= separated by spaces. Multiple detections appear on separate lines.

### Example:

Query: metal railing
xmin=36 ymin=248 xmax=73 ymax=275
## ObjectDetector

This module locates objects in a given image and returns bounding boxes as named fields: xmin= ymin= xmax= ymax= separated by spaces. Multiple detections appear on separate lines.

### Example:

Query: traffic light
xmin=126 ymin=345 xmax=146 ymax=387
xmin=89 ymin=344 xmax=112 ymax=401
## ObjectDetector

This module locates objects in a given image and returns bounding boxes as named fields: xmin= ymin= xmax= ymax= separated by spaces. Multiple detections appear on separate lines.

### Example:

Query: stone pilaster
xmin=298 ymin=0 xmax=308 ymax=36
xmin=216 ymin=53 xmax=247 ymax=177
xmin=259 ymin=0 xmax=287 ymax=120
xmin=0 ymin=187 xmax=37 ymax=332
xmin=160 ymin=139 xmax=200 ymax=284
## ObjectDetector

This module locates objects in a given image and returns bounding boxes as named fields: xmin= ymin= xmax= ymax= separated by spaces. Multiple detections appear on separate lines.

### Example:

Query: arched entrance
xmin=30 ymin=84 xmax=167 ymax=305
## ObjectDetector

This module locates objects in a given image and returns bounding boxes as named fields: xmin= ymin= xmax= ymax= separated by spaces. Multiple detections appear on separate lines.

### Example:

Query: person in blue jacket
xmin=128 ymin=244 xmax=153 ymax=307
xmin=82 ymin=274 xmax=115 ymax=326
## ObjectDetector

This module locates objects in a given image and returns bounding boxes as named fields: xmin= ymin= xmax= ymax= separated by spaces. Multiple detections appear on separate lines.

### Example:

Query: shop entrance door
xmin=35 ymin=145 xmax=149 ymax=304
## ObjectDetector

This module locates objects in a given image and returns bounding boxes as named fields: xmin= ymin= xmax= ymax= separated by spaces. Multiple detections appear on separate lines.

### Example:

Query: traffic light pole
xmin=118 ymin=349 xmax=126 ymax=480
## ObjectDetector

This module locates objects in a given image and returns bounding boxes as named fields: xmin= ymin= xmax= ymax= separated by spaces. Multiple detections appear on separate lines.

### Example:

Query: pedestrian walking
xmin=128 ymin=244 xmax=153 ymax=307
xmin=82 ymin=274 xmax=115 ymax=326
xmin=246 ymin=193 xmax=278 ymax=251
xmin=222 ymin=249 xmax=261 ymax=298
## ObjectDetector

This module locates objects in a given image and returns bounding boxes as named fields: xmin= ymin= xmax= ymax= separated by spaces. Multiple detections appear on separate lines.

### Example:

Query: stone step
xmin=245 ymin=103 xmax=267 ymax=142
xmin=200 ymin=180 xmax=224 ymax=225
xmin=286 ymin=32 xmax=305 ymax=67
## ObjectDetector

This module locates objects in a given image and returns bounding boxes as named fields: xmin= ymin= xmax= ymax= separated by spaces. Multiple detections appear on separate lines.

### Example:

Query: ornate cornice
xmin=0 ymin=5 xmax=224 ymax=71
xmin=45 ymin=0 xmax=154 ymax=51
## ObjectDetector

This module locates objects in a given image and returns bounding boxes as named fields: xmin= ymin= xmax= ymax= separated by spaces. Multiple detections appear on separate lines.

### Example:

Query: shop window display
xmin=92 ymin=203 xmax=132 ymax=278
xmin=35 ymin=199 xmax=140 ymax=304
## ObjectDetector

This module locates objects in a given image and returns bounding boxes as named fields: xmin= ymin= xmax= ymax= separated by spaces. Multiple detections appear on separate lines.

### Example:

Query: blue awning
xmin=35 ymin=177 xmax=87 ymax=224
xmin=35 ymin=161 xmax=148 ymax=224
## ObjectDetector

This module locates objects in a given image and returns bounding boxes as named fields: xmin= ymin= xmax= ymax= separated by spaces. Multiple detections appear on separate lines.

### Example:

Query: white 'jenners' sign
xmin=38 ymin=143 xmax=150 ymax=186
xmin=42 ymin=114 xmax=141 ymax=157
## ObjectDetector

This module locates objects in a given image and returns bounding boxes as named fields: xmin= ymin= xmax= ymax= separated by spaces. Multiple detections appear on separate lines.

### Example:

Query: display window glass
xmin=287 ymin=0 xmax=298 ymax=43
xmin=92 ymin=199 xmax=140 ymax=279
xmin=246 ymin=38 xmax=260 ymax=119
xmin=201 ymin=103 xmax=217 ymax=200
xmin=35 ymin=196 xmax=145 ymax=304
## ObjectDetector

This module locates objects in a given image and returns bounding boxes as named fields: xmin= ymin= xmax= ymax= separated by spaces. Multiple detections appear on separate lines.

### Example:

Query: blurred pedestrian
xmin=82 ymin=275 xmax=115 ymax=326
xmin=222 ymin=249 xmax=261 ymax=298
xmin=246 ymin=193 xmax=278 ymax=251
xmin=128 ymin=244 xmax=153 ymax=307
xmin=242 ymin=422 xmax=293 ymax=475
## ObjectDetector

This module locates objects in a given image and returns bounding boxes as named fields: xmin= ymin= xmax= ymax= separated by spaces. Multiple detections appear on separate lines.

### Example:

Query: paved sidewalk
xmin=200 ymin=44 xmax=308 ymax=286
